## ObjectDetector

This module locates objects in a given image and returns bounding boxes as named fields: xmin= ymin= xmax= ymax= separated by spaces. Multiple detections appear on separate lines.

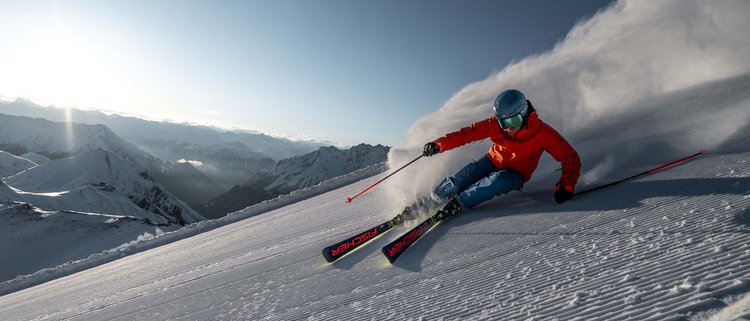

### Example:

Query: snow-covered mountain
xmin=2 ymin=149 xmax=204 ymax=225
xmin=199 ymin=143 xmax=389 ymax=218
xmin=0 ymin=116 xmax=209 ymax=224
xmin=0 ymin=112 xmax=224 ymax=209
xmin=266 ymin=143 xmax=390 ymax=193
xmin=0 ymin=151 xmax=35 ymax=178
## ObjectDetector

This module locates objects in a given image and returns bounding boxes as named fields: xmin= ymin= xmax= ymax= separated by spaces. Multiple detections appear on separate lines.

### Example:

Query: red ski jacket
xmin=434 ymin=111 xmax=581 ymax=187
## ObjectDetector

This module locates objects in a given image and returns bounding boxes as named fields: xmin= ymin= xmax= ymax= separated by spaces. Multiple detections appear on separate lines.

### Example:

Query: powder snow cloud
xmin=385 ymin=0 xmax=750 ymax=207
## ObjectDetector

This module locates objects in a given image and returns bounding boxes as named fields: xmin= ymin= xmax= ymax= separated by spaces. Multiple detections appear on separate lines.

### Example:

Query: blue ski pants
xmin=434 ymin=155 xmax=524 ymax=209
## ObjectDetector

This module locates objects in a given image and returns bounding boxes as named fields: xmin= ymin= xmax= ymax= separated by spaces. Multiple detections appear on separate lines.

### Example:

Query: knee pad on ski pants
xmin=435 ymin=176 xmax=460 ymax=199
xmin=457 ymin=169 xmax=524 ymax=209
xmin=434 ymin=156 xmax=499 ymax=200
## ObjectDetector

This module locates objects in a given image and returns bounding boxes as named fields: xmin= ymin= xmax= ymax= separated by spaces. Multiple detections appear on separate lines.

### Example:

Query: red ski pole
xmin=576 ymin=151 xmax=705 ymax=196
xmin=347 ymin=154 xmax=424 ymax=203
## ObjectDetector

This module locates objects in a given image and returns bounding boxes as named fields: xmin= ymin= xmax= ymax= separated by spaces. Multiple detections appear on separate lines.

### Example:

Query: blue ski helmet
xmin=493 ymin=89 xmax=529 ymax=129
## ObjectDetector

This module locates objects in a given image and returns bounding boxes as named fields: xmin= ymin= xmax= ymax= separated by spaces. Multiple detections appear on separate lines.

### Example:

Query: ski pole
xmin=347 ymin=154 xmax=424 ymax=203
xmin=576 ymin=151 xmax=705 ymax=196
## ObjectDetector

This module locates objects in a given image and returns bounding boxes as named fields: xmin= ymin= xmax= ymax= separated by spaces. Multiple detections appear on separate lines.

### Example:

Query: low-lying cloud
xmin=177 ymin=159 xmax=204 ymax=167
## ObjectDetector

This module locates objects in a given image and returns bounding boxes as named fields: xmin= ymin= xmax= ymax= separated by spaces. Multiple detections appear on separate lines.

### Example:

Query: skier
xmin=414 ymin=89 xmax=581 ymax=217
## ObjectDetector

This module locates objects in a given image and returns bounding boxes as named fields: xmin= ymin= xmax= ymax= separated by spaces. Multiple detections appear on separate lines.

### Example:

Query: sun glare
xmin=1 ymin=28 xmax=131 ymax=110
xmin=64 ymin=106 xmax=75 ymax=152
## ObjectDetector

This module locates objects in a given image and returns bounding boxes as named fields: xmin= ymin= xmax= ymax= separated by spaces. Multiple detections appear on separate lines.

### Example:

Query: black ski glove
xmin=554 ymin=183 xmax=575 ymax=204
xmin=423 ymin=142 xmax=440 ymax=157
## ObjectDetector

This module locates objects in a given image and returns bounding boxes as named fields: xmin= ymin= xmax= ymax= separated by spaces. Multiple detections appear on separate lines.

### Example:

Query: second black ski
xmin=322 ymin=210 xmax=407 ymax=263
xmin=381 ymin=206 xmax=458 ymax=263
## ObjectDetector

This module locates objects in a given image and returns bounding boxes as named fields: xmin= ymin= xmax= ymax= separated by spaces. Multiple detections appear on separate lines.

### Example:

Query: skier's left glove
xmin=554 ymin=183 xmax=575 ymax=204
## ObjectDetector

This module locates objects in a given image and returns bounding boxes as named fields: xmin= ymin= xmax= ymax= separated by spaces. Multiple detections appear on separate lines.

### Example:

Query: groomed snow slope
xmin=0 ymin=147 xmax=747 ymax=320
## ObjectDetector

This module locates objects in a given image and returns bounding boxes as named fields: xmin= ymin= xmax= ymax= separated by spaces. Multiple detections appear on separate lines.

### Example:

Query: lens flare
xmin=64 ymin=106 xmax=74 ymax=153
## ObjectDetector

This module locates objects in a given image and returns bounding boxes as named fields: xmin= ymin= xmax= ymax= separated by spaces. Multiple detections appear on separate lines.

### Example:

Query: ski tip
xmin=346 ymin=197 xmax=353 ymax=203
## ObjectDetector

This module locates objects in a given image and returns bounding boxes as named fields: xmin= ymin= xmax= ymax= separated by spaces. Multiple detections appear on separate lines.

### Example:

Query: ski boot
xmin=400 ymin=195 xmax=443 ymax=222
xmin=399 ymin=206 xmax=418 ymax=222
xmin=439 ymin=197 xmax=463 ymax=216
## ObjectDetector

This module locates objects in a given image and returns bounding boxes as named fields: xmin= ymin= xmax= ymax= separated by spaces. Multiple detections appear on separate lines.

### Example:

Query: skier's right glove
xmin=554 ymin=183 xmax=575 ymax=204
xmin=423 ymin=142 xmax=440 ymax=157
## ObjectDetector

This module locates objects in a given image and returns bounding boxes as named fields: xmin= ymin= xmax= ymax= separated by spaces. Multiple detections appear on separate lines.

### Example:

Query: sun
xmin=0 ymin=27 xmax=131 ymax=109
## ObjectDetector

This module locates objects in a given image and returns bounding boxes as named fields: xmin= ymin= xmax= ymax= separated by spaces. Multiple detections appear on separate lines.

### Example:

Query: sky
xmin=0 ymin=0 xmax=616 ymax=146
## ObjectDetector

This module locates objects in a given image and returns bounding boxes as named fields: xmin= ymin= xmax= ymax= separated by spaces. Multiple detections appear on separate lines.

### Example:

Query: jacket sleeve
xmin=543 ymin=125 xmax=581 ymax=188
xmin=434 ymin=117 xmax=496 ymax=152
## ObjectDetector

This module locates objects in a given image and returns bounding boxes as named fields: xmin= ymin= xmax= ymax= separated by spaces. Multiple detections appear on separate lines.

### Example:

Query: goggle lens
xmin=499 ymin=113 xmax=524 ymax=129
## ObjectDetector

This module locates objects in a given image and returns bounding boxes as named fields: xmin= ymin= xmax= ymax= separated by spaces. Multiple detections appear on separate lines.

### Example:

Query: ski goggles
xmin=498 ymin=113 xmax=524 ymax=129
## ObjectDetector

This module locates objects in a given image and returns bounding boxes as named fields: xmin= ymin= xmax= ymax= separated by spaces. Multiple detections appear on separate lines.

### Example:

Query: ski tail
xmin=322 ymin=214 xmax=403 ymax=263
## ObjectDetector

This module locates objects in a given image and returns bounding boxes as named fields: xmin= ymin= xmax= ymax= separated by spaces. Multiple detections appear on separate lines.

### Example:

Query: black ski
xmin=322 ymin=211 xmax=406 ymax=263
xmin=381 ymin=206 xmax=458 ymax=263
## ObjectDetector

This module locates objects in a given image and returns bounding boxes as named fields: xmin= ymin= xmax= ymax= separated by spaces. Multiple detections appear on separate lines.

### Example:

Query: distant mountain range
xmin=0 ymin=101 xmax=390 ymax=221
